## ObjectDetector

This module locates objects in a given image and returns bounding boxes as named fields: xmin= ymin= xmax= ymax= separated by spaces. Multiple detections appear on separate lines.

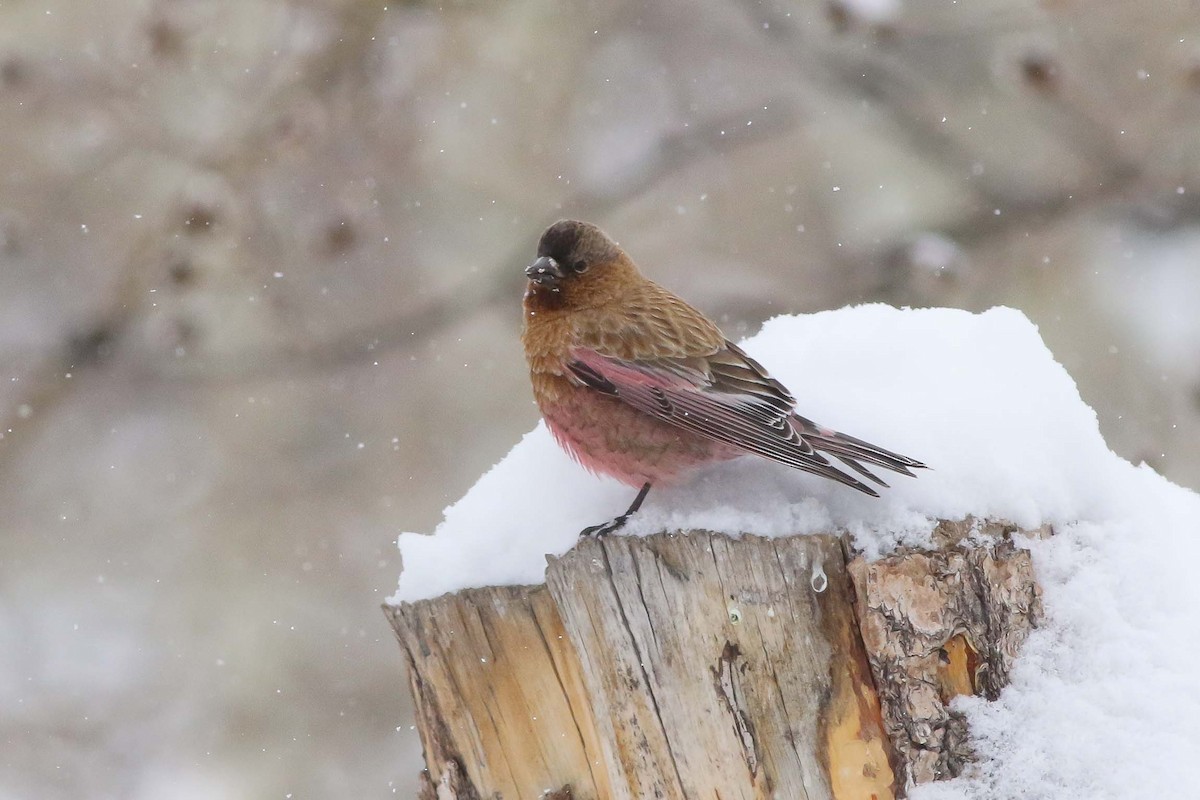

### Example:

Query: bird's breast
xmin=533 ymin=375 xmax=738 ymax=487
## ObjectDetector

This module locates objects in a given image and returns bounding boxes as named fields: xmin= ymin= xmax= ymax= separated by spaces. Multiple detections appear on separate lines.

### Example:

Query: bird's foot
xmin=579 ymin=513 xmax=632 ymax=538
xmin=578 ymin=482 xmax=651 ymax=538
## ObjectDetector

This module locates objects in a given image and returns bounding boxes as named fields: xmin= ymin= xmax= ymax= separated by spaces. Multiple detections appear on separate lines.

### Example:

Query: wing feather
xmin=567 ymin=282 xmax=924 ymax=493
xmin=569 ymin=343 xmax=886 ymax=495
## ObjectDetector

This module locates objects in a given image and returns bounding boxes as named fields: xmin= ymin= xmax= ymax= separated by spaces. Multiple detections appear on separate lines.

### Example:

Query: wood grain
xmin=386 ymin=520 xmax=1045 ymax=798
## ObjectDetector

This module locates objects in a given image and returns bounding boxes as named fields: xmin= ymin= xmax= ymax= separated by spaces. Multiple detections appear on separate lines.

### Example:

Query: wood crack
xmin=471 ymin=600 xmax=525 ymax=791
xmin=711 ymin=640 xmax=762 ymax=782
xmin=598 ymin=537 xmax=688 ymax=796
xmin=528 ymin=607 xmax=597 ymax=792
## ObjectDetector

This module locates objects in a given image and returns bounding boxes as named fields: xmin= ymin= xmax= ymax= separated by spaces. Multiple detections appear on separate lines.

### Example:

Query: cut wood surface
xmin=384 ymin=519 xmax=1046 ymax=799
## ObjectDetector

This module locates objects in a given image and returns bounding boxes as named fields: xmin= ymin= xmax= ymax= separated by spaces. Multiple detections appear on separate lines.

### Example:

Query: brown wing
xmin=566 ymin=282 xmax=913 ymax=493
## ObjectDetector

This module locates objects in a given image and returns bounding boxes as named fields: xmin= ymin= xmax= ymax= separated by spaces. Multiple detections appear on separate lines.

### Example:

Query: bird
xmin=521 ymin=219 xmax=926 ymax=536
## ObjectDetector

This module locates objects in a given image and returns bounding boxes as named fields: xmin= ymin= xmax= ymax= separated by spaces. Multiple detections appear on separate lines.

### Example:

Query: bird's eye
xmin=572 ymin=260 xmax=589 ymax=273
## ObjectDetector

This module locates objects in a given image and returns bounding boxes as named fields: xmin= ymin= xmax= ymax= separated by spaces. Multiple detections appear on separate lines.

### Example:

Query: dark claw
xmin=578 ymin=482 xmax=651 ymax=538
xmin=580 ymin=513 xmax=632 ymax=538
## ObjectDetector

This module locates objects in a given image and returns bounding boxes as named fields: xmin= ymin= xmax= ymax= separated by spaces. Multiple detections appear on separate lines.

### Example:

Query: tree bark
xmin=384 ymin=518 xmax=1045 ymax=799
xmin=847 ymin=519 xmax=1047 ymax=783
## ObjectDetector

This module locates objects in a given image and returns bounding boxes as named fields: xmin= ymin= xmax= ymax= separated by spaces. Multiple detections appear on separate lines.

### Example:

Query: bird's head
xmin=524 ymin=220 xmax=636 ymax=308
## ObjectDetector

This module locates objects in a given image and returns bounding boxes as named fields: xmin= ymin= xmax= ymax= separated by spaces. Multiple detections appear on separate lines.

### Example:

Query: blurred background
xmin=2 ymin=0 xmax=1198 ymax=797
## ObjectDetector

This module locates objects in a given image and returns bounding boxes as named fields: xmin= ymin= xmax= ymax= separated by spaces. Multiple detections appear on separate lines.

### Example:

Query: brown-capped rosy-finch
xmin=521 ymin=219 xmax=925 ymax=535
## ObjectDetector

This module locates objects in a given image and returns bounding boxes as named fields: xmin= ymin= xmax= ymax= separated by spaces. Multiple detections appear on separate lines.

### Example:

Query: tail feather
xmin=833 ymin=455 xmax=890 ymax=487
xmin=795 ymin=416 xmax=927 ymax=480
xmin=798 ymin=459 xmax=881 ymax=497
xmin=819 ymin=438 xmax=918 ymax=476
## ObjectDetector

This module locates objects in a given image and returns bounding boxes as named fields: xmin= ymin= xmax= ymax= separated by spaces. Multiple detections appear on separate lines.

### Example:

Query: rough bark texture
xmin=385 ymin=519 xmax=1046 ymax=799
xmin=847 ymin=519 xmax=1047 ymax=784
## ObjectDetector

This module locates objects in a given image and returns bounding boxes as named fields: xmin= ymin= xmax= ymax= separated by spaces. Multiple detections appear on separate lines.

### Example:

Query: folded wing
xmin=567 ymin=341 xmax=924 ymax=495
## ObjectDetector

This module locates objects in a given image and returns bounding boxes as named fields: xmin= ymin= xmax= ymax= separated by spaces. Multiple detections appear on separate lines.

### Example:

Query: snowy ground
xmin=393 ymin=305 xmax=1200 ymax=799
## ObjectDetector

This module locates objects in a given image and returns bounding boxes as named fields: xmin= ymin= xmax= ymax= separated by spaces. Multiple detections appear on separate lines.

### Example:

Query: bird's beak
xmin=525 ymin=256 xmax=564 ymax=285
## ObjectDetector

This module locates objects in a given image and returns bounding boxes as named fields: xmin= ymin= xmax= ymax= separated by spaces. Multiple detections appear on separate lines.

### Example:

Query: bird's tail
xmin=793 ymin=414 xmax=927 ymax=491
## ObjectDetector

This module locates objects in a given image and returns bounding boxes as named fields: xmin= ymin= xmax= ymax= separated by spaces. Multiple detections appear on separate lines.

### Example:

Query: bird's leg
xmin=580 ymin=482 xmax=651 ymax=537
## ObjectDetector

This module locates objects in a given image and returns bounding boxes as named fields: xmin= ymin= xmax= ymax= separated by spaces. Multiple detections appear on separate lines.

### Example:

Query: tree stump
xmin=383 ymin=519 xmax=1045 ymax=799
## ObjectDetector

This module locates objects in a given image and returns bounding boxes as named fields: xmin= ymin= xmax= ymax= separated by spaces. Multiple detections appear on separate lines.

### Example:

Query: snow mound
xmin=392 ymin=304 xmax=1200 ymax=799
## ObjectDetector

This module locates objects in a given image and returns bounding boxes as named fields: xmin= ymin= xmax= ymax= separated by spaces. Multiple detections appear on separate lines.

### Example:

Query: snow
xmin=391 ymin=304 xmax=1200 ymax=799
xmin=914 ymin=464 xmax=1200 ymax=800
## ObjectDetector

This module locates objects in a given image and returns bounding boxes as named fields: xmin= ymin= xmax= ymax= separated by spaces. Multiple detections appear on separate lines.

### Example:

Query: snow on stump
xmin=384 ymin=518 xmax=1044 ymax=799
xmin=386 ymin=307 xmax=1200 ymax=799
